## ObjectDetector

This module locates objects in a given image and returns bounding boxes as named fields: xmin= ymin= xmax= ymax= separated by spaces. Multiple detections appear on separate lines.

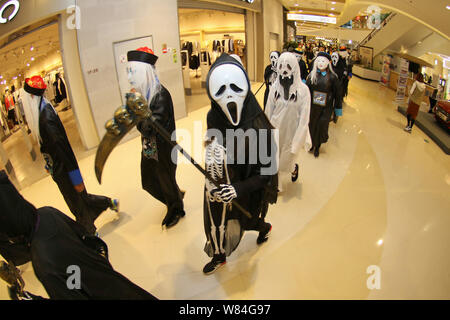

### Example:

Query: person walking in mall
xmin=306 ymin=52 xmax=341 ymax=158
xmin=22 ymin=76 xmax=119 ymax=235
xmin=405 ymin=73 xmax=426 ymax=133
xmin=127 ymin=47 xmax=185 ymax=228
xmin=265 ymin=52 xmax=312 ymax=189
xmin=0 ymin=171 xmax=156 ymax=300
xmin=428 ymin=86 xmax=442 ymax=113
xmin=202 ymin=54 xmax=278 ymax=274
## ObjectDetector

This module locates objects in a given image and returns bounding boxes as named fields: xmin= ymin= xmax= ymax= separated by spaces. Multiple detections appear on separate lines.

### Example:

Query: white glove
xmin=212 ymin=184 xmax=237 ymax=204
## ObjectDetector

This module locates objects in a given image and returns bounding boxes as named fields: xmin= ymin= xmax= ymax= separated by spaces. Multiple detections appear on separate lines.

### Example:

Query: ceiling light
xmin=30 ymin=46 xmax=34 ymax=51
xmin=31 ymin=57 xmax=35 ymax=61
xmin=331 ymin=8 xmax=335 ymax=10
xmin=447 ymin=5 xmax=450 ymax=10
xmin=332 ymin=1 xmax=336 ymax=4
xmin=27 ymin=63 xmax=30 ymax=67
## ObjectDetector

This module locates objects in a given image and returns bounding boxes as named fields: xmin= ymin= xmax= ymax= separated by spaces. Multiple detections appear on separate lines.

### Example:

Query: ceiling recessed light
xmin=331 ymin=8 xmax=335 ymax=10
xmin=30 ymin=46 xmax=34 ymax=51
xmin=332 ymin=1 xmax=336 ymax=4
xmin=27 ymin=63 xmax=30 ymax=67
xmin=31 ymin=57 xmax=35 ymax=61
xmin=446 ymin=5 xmax=450 ymax=10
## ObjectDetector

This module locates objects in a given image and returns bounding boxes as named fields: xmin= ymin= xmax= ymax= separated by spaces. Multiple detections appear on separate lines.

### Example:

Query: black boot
xmin=314 ymin=147 xmax=320 ymax=158
xmin=257 ymin=223 xmax=272 ymax=245
xmin=203 ymin=253 xmax=226 ymax=275
xmin=162 ymin=209 xmax=185 ymax=228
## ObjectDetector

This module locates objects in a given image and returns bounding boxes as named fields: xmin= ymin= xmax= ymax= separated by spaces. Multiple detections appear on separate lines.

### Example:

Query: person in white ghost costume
xmin=265 ymin=52 xmax=311 ymax=192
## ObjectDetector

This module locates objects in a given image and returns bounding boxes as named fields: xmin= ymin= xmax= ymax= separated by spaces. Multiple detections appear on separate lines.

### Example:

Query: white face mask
xmin=339 ymin=51 xmax=348 ymax=59
xmin=127 ymin=61 xmax=151 ymax=99
xmin=316 ymin=57 xmax=330 ymax=71
xmin=209 ymin=64 xmax=249 ymax=126
xmin=270 ymin=52 xmax=279 ymax=69
xmin=331 ymin=52 xmax=339 ymax=67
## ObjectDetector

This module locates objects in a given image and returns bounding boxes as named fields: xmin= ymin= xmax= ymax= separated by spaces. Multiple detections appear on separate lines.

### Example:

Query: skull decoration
xmin=114 ymin=106 xmax=134 ymax=126
xmin=331 ymin=52 xmax=339 ymax=67
xmin=270 ymin=51 xmax=280 ymax=69
xmin=105 ymin=119 xmax=121 ymax=136
xmin=208 ymin=63 xmax=249 ymax=126
xmin=126 ymin=92 xmax=150 ymax=118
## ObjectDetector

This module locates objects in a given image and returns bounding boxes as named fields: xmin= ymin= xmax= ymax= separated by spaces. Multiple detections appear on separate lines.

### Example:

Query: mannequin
xmin=127 ymin=47 xmax=185 ymax=228
xmin=23 ymin=76 xmax=118 ymax=235
xmin=306 ymin=52 xmax=341 ymax=158
xmin=263 ymin=51 xmax=280 ymax=109
xmin=202 ymin=54 xmax=278 ymax=274
xmin=4 ymin=89 xmax=18 ymax=129
xmin=0 ymin=171 xmax=156 ymax=300
xmin=265 ymin=52 xmax=312 ymax=190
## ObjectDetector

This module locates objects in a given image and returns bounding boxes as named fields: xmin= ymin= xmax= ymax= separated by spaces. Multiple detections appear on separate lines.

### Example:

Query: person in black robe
xmin=0 ymin=170 xmax=156 ymax=300
xmin=53 ymin=73 xmax=67 ymax=104
xmin=306 ymin=52 xmax=342 ymax=158
xmin=263 ymin=51 xmax=280 ymax=109
xmin=202 ymin=54 xmax=278 ymax=274
xmin=331 ymin=46 xmax=349 ymax=123
xmin=294 ymin=50 xmax=309 ymax=82
xmin=23 ymin=76 xmax=118 ymax=235
xmin=127 ymin=47 xmax=185 ymax=228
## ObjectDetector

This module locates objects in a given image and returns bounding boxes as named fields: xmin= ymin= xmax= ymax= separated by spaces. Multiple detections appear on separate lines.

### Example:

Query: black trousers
xmin=53 ymin=172 xmax=111 ymax=234
xmin=309 ymin=105 xmax=333 ymax=148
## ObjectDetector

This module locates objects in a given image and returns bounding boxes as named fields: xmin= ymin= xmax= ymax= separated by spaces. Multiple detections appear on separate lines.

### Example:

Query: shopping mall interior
xmin=0 ymin=0 xmax=449 ymax=301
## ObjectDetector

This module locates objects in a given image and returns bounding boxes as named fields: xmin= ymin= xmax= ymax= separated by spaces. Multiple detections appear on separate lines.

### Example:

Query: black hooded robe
xmin=203 ymin=54 xmax=278 ymax=257
xmin=137 ymin=86 xmax=184 ymax=219
xmin=306 ymin=71 xmax=342 ymax=149
xmin=39 ymin=101 xmax=111 ymax=235
xmin=0 ymin=171 xmax=156 ymax=300
xmin=334 ymin=56 xmax=348 ymax=104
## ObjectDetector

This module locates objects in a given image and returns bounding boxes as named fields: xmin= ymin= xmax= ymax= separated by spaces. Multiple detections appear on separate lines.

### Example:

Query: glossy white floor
xmin=1 ymin=78 xmax=449 ymax=300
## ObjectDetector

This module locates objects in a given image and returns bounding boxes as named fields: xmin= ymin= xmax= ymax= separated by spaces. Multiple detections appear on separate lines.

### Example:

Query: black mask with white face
xmin=208 ymin=64 xmax=249 ymax=126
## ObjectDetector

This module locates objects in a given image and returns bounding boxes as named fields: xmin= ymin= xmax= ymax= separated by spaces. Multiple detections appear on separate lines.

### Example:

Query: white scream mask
xmin=270 ymin=52 xmax=279 ymax=69
xmin=331 ymin=52 xmax=339 ymax=67
xmin=316 ymin=56 xmax=330 ymax=71
xmin=209 ymin=64 xmax=249 ymax=126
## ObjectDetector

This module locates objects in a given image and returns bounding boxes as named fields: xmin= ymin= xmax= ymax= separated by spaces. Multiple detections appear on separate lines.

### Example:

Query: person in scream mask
xmin=202 ymin=54 xmax=278 ymax=275
xmin=22 ymin=76 xmax=118 ymax=235
xmin=0 ymin=171 xmax=156 ymax=300
xmin=306 ymin=52 xmax=341 ymax=158
xmin=127 ymin=47 xmax=185 ymax=228
xmin=263 ymin=51 xmax=280 ymax=109
xmin=265 ymin=52 xmax=312 ymax=191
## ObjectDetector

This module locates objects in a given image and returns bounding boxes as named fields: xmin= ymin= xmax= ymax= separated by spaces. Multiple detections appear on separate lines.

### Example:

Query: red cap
xmin=24 ymin=76 xmax=47 ymax=96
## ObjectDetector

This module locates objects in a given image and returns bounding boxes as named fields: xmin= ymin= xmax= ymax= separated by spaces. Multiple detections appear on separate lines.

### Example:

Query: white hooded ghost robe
xmin=265 ymin=53 xmax=312 ymax=190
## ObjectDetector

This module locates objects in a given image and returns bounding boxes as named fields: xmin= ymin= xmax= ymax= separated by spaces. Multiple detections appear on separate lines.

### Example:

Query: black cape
xmin=299 ymin=59 xmax=309 ymax=81
xmin=39 ymin=101 xmax=111 ymax=234
xmin=306 ymin=71 xmax=341 ymax=148
xmin=264 ymin=65 xmax=277 ymax=109
xmin=137 ymin=86 xmax=184 ymax=217
xmin=0 ymin=171 xmax=155 ymax=300
xmin=204 ymin=54 xmax=278 ymax=257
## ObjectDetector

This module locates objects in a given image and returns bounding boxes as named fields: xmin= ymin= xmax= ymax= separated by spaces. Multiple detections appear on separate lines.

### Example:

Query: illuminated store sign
xmin=287 ymin=13 xmax=337 ymax=24
xmin=0 ymin=0 xmax=20 ymax=24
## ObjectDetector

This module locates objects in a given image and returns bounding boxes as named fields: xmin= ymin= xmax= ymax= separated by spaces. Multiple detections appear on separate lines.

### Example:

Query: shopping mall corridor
xmin=1 ymin=77 xmax=449 ymax=300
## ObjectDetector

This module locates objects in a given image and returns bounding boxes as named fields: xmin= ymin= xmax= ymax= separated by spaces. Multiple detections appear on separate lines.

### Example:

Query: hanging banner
xmin=395 ymin=58 xmax=409 ymax=102
xmin=380 ymin=55 xmax=391 ymax=86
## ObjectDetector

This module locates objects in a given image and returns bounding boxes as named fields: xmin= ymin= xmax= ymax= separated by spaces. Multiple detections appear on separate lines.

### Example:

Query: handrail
xmin=357 ymin=12 xmax=397 ymax=49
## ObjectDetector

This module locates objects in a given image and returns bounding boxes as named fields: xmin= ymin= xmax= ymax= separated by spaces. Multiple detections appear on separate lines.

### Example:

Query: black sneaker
xmin=291 ymin=164 xmax=299 ymax=182
xmin=314 ymin=147 xmax=320 ymax=158
xmin=257 ymin=223 xmax=272 ymax=245
xmin=203 ymin=254 xmax=226 ymax=275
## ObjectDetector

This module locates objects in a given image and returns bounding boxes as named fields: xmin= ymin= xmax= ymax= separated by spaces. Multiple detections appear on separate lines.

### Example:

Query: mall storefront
xmin=0 ymin=0 xmax=284 ymax=182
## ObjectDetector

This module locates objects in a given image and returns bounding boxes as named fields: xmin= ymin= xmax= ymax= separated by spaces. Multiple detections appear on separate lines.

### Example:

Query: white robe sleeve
xmin=291 ymin=83 xmax=312 ymax=154
xmin=410 ymin=81 xmax=417 ymax=96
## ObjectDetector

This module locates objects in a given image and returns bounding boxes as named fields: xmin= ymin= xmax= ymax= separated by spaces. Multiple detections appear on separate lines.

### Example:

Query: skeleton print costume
xmin=265 ymin=52 xmax=312 ymax=191
xmin=263 ymin=51 xmax=280 ymax=109
xmin=202 ymin=54 xmax=278 ymax=275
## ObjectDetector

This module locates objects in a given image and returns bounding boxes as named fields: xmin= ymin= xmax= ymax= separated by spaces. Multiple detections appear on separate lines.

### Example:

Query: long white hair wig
xmin=308 ymin=57 xmax=338 ymax=85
